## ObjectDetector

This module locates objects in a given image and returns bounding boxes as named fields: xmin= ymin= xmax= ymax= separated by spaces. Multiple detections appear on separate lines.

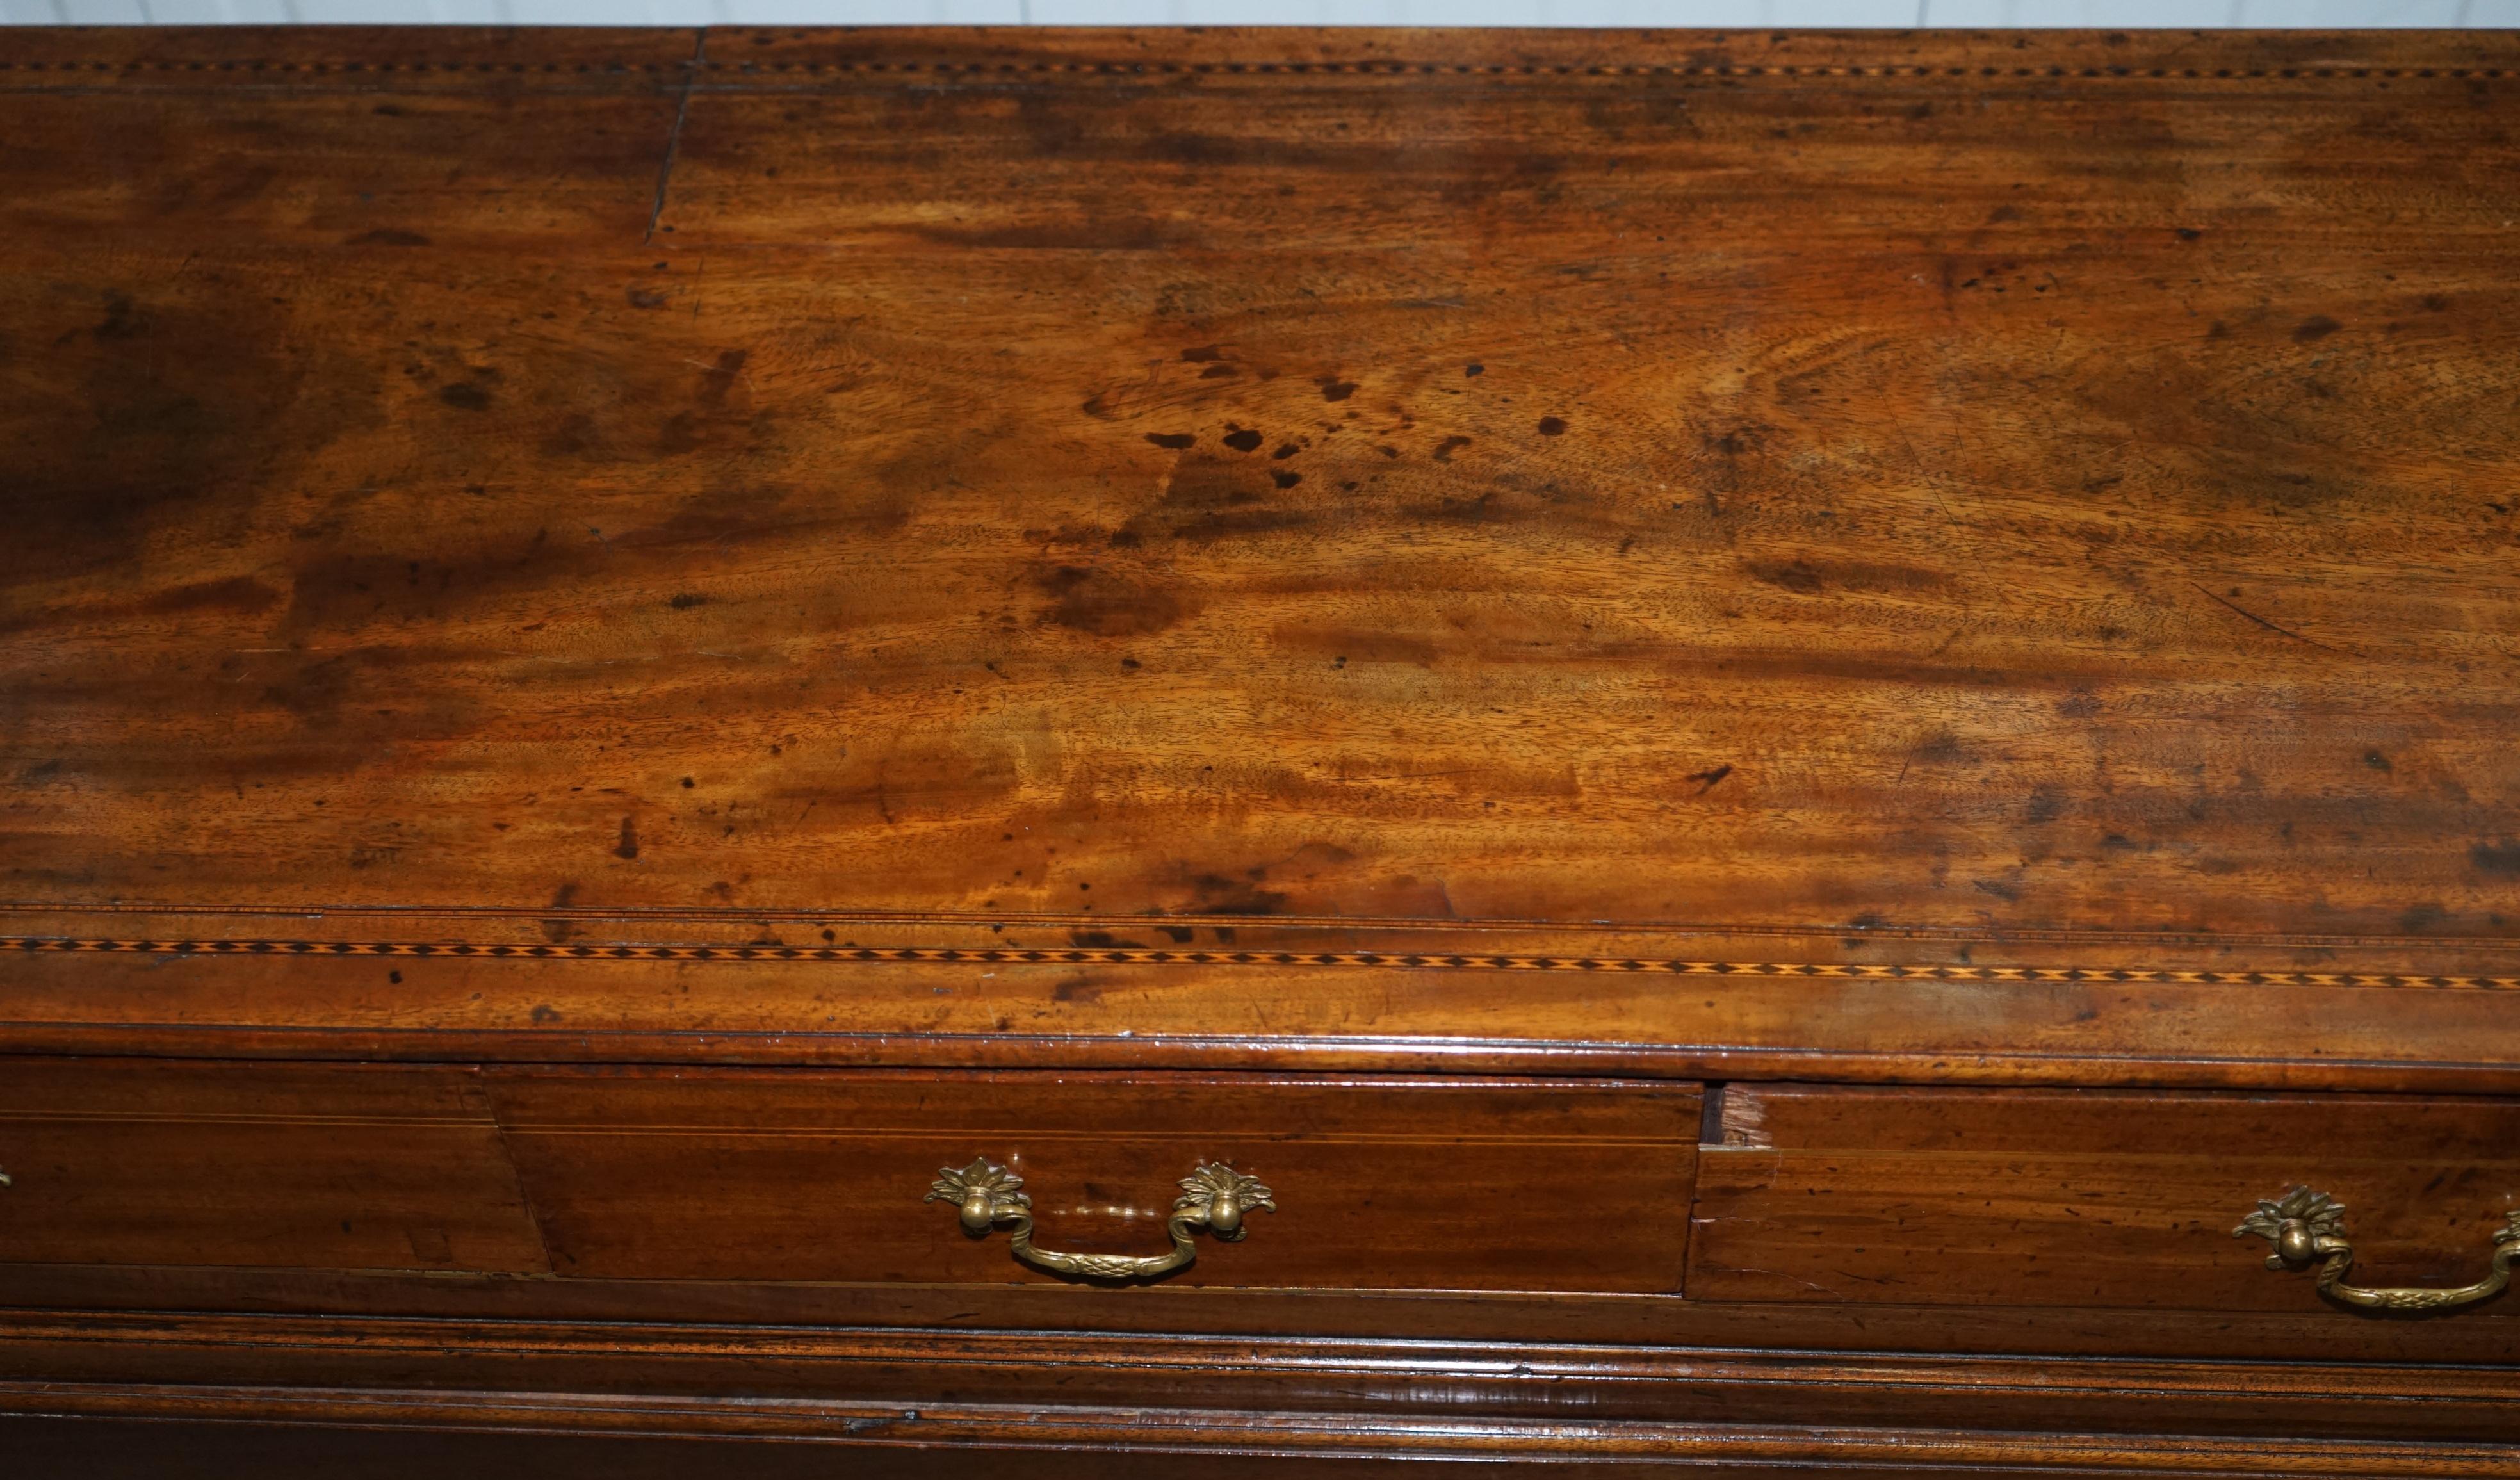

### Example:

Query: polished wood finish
xmin=487 ymin=1069 xmax=1697 ymax=1292
xmin=5 ymin=26 xmax=2520 ymax=973
xmin=1688 ymin=1084 xmax=2520 ymax=1315
xmin=1 ymin=28 xmax=2518 ymax=1094
xmin=0 ymin=1059 xmax=546 ymax=1273
xmin=10 ymin=1311 xmax=2520 ymax=1443
xmin=10 ymin=918 xmax=2520 ymax=1093
xmin=19 ymin=1256 xmax=2520 ymax=1365
xmin=5 ymin=23 xmax=2520 ymax=1474
xmin=12 ymin=1385 xmax=2520 ymax=1478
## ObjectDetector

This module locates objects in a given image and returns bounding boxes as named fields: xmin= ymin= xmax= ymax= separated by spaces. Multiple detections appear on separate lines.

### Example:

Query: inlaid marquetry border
xmin=1 ymin=60 xmax=2510 ymax=83
xmin=694 ymin=60 xmax=2519 ymax=81
xmin=3 ymin=934 xmax=2514 ymax=991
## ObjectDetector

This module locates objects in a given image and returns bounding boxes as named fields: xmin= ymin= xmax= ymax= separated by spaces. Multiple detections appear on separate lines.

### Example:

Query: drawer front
xmin=1687 ymin=1085 xmax=2520 ymax=1315
xmin=0 ymin=1059 xmax=547 ymax=1274
xmin=487 ymin=1071 xmax=1700 ymax=1294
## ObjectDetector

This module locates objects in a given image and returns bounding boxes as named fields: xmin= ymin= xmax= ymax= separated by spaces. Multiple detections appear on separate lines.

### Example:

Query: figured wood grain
xmin=1687 ymin=1084 xmax=2520 ymax=1315
xmin=9 ymin=28 xmax=2520 ymax=1466
xmin=0 ymin=1058 xmax=548 ymax=1273
xmin=2 ymin=26 xmax=2518 ymax=967
xmin=485 ymin=1069 xmax=1698 ymax=1293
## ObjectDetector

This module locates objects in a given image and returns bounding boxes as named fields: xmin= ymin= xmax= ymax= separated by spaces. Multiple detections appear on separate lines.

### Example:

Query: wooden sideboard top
xmin=4 ymin=27 xmax=2517 ymax=1079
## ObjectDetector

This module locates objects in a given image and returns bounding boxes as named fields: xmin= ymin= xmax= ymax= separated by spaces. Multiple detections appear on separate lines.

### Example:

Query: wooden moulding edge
xmin=4 ymin=1027 xmax=2520 ymax=1096
xmin=0 ymin=1377 xmax=2514 ymax=1476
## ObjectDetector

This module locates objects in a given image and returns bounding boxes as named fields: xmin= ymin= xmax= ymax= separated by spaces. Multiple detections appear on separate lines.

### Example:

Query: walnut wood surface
xmin=4 ymin=26 xmax=2520 ymax=1016
xmin=487 ymin=1069 xmax=1698 ymax=1292
xmin=0 ymin=1059 xmax=546 ymax=1273
xmin=1688 ymin=1083 xmax=2520 ymax=1315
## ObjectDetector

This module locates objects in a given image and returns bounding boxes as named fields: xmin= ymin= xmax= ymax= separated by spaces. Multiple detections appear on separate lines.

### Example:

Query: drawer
xmin=1687 ymin=1084 xmax=2520 ymax=1316
xmin=486 ymin=1071 xmax=1700 ymax=1294
xmin=0 ymin=1059 xmax=547 ymax=1274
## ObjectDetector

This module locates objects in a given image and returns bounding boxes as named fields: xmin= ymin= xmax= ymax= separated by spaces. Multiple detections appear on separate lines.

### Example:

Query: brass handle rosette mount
xmin=926 ymin=1157 xmax=1275 ymax=1280
xmin=2235 ymin=1186 xmax=2520 ymax=1315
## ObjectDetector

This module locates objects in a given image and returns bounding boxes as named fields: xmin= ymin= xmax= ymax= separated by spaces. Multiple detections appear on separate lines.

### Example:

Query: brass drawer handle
xmin=2236 ymin=1187 xmax=2520 ymax=1315
xmin=927 ymin=1157 xmax=1274 ymax=1280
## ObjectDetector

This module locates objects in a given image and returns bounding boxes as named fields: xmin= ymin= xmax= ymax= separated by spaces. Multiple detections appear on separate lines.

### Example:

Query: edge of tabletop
xmin=1 ymin=26 xmax=2516 ymax=90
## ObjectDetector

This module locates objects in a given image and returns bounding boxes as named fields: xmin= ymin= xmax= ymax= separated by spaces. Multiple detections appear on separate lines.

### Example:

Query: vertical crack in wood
xmin=647 ymin=28 xmax=706 ymax=247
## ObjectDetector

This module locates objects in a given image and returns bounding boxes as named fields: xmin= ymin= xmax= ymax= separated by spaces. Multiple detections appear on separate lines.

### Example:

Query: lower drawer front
xmin=0 ymin=1060 xmax=547 ymax=1274
xmin=486 ymin=1071 xmax=1701 ymax=1294
xmin=1687 ymin=1084 xmax=2520 ymax=1315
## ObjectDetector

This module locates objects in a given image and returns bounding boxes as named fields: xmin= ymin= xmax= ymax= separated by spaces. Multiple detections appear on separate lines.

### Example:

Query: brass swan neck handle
xmin=2236 ymin=1187 xmax=2520 ymax=1315
xmin=926 ymin=1158 xmax=1274 ymax=1280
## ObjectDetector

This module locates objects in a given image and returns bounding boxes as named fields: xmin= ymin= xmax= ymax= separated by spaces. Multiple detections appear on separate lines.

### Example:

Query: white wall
xmin=3 ymin=0 xmax=2513 ymax=29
